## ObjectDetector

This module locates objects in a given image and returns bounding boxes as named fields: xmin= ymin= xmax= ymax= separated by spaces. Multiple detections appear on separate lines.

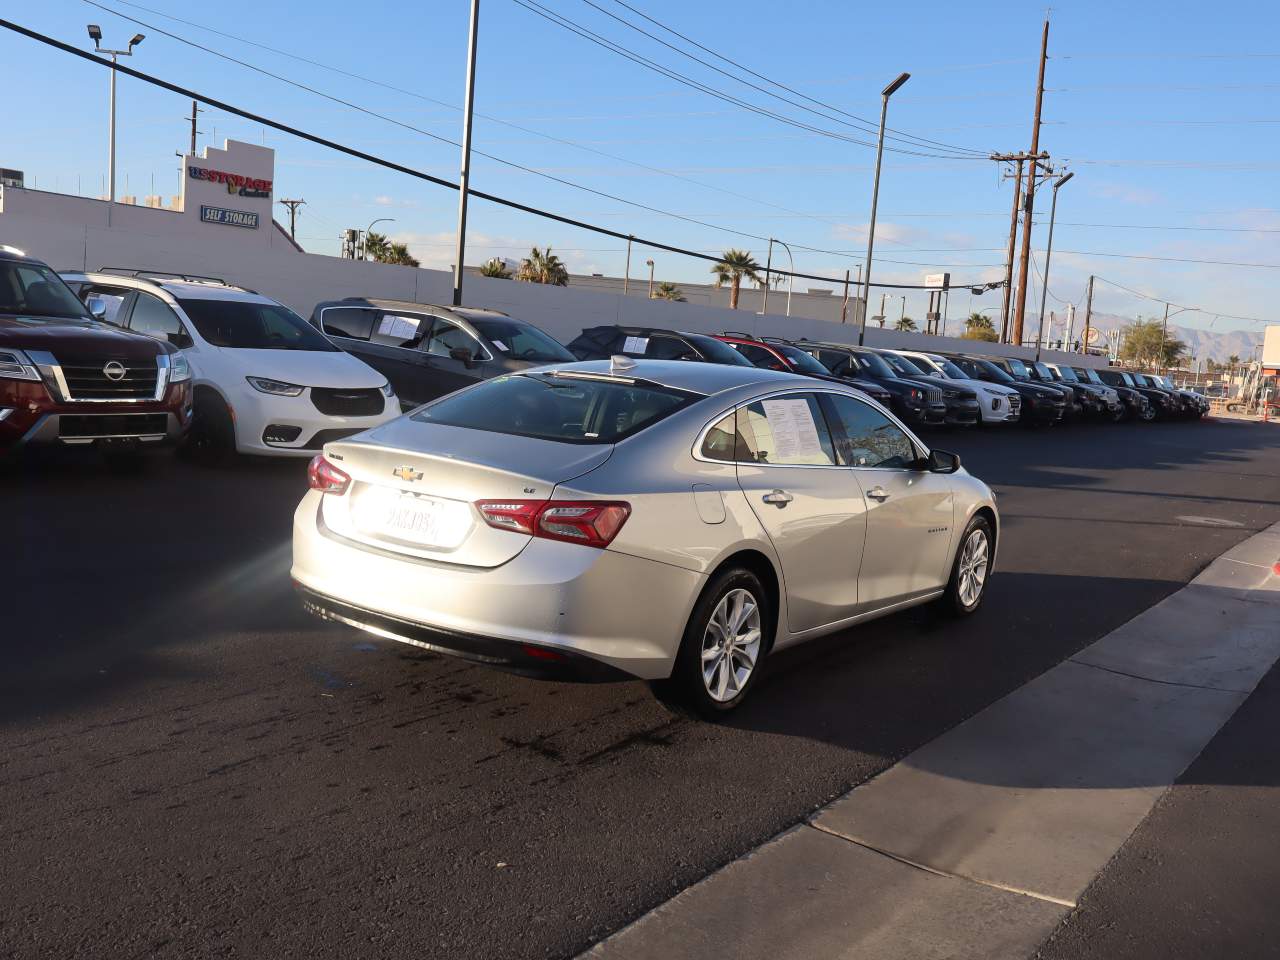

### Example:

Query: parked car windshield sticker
xmin=378 ymin=315 xmax=420 ymax=340
xmin=761 ymin=399 xmax=824 ymax=462
xmin=623 ymin=336 xmax=649 ymax=354
xmin=492 ymin=339 xmax=509 ymax=352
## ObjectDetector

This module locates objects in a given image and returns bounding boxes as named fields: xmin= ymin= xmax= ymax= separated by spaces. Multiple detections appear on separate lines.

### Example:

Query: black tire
xmin=650 ymin=566 xmax=772 ymax=720
xmin=184 ymin=390 xmax=236 ymax=464
xmin=941 ymin=515 xmax=993 ymax=617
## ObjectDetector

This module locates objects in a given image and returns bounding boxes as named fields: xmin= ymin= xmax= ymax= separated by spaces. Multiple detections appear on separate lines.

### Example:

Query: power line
xmin=1091 ymin=275 xmax=1270 ymax=326
xmin=510 ymin=0 xmax=988 ymax=160
xmin=580 ymin=0 xmax=990 ymax=157
xmin=0 ymin=17 xmax=993 ymax=291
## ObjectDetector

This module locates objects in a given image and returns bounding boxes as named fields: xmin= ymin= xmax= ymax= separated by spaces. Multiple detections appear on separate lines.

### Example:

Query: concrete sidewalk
xmin=585 ymin=522 xmax=1280 ymax=960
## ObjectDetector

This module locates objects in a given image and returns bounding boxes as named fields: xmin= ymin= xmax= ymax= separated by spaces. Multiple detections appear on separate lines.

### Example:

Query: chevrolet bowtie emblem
xmin=392 ymin=466 xmax=423 ymax=482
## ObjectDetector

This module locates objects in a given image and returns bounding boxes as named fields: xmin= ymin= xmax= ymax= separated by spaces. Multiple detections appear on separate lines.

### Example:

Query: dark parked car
xmin=714 ymin=333 xmax=895 ymax=406
xmin=946 ymin=353 xmax=1066 ymax=426
xmin=0 ymin=247 xmax=192 ymax=457
xmin=986 ymin=356 xmax=1082 ymax=419
xmin=311 ymin=298 xmax=575 ymax=407
xmin=1154 ymin=375 xmax=1209 ymax=418
xmin=567 ymin=325 xmax=754 ymax=367
xmin=871 ymin=348 xmax=981 ymax=426
xmin=789 ymin=341 xmax=947 ymax=428
xmin=1074 ymin=365 xmax=1151 ymax=422
xmin=1096 ymin=368 xmax=1169 ymax=421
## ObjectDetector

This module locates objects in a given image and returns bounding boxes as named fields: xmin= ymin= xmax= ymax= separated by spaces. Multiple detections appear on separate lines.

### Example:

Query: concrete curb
xmin=583 ymin=521 xmax=1280 ymax=960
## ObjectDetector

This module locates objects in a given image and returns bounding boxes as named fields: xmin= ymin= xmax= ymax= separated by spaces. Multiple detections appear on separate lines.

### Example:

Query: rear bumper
xmin=291 ymin=491 xmax=704 ymax=680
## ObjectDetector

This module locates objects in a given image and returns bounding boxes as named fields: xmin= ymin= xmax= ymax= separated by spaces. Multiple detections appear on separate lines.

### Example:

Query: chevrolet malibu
xmin=292 ymin=359 xmax=999 ymax=716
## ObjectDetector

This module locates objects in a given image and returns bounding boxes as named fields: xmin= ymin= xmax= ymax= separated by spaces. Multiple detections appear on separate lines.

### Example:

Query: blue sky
xmin=6 ymin=0 xmax=1278 ymax=335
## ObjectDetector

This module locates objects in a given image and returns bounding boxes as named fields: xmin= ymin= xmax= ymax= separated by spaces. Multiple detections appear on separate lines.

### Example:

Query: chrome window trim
xmin=692 ymin=385 xmax=927 ymax=470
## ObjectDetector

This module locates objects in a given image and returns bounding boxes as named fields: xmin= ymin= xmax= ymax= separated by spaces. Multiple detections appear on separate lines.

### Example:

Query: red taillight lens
xmin=308 ymin=454 xmax=351 ymax=494
xmin=474 ymin=499 xmax=631 ymax=549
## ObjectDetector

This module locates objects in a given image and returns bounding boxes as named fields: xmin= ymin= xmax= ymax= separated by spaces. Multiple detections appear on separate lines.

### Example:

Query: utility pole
xmin=1161 ymin=301 xmax=1170 ymax=374
xmin=994 ymin=155 xmax=1025 ymax=342
xmin=279 ymin=198 xmax=305 ymax=240
xmin=1012 ymin=16 xmax=1050 ymax=347
xmin=623 ymin=236 xmax=632 ymax=295
xmin=1082 ymin=274 xmax=1094 ymax=354
xmin=451 ymin=0 xmax=480 ymax=307
xmin=840 ymin=269 xmax=851 ymax=324
xmin=187 ymin=99 xmax=202 ymax=155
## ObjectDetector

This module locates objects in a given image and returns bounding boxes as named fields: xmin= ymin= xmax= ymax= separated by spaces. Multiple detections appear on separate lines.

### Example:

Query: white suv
xmin=62 ymin=271 xmax=398 ymax=457
xmin=890 ymin=350 xmax=1022 ymax=424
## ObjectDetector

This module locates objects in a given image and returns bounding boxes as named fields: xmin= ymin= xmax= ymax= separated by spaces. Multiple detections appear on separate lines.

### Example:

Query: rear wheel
xmin=650 ymin=567 xmax=771 ymax=719
xmin=942 ymin=515 xmax=992 ymax=616
xmin=185 ymin=390 xmax=235 ymax=464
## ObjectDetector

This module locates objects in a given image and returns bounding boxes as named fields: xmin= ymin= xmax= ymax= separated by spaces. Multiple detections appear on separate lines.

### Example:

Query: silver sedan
xmin=291 ymin=358 xmax=998 ymax=716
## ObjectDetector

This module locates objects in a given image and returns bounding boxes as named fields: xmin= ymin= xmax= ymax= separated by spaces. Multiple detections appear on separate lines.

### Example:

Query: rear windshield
xmin=0 ymin=260 xmax=90 ymax=320
xmin=412 ymin=372 xmax=699 ymax=444
xmin=469 ymin=317 xmax=575 ymax=363
xmin=178 ymin=298 xmax=337 ymax=351
xmin=686 ymin=333 xmax=755 ymax=367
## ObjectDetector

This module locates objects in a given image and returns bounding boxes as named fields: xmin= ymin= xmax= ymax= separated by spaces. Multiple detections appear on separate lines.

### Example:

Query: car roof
xmin=581 ymin=325 xmax=711 ymax=340
xmin=319 ymin=298 xmax=510 ymax=322
xmin=0 ymin=246 xmax=47 ymax=267
xmin=77 ymin=270 xmax=275 ymax=304
xmin=531 ymin=358 xmax=811 ymax=395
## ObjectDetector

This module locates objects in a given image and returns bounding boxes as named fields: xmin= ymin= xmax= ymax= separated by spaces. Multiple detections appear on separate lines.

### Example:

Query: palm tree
xmin=895 ymin=315 xmax=917 ymax=332
xmin=653 ymin=281 xmax=685 ymax=302
xmin=711 ymin=249 xmax=761 ymax=309
xmin=386 ymin=242 xmax=419 ymax=267
xmin=364 ymin=231 xmax=418 ymax=267
xmin=479 ymin=258 xmax=512 ymax=279
xmin=517 ymin=246 xmax=569 ymax=286
xmin=962 ymin=312 xmax=998 ymax=342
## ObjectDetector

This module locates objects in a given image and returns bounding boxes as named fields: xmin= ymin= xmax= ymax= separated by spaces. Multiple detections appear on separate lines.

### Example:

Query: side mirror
xmin=449 ymin=346 xmax=477 ymax=369
xmin=925 ymin=449 xmax=961 ymax=474
xmin=86 ymin=296 xmax=110 ymax=322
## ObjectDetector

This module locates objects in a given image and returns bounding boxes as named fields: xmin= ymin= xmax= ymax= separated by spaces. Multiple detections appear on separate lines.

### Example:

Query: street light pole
xmin=761 ymin=240 xmax=774 ymax=315
xmin=87 ymin=26 xmax=143 ymax=211
xmin=646 ymin=259 xmax=655 ymax=298
xmin=364 ymin=218 xmax=395 ymax=260
xmin=452 ymin=0 xmax=480 ymax=306
xmin=1034 ymin=171 xmax=1072 ymax=361
xmin=858 ymin=72 xmax=910 ymax=346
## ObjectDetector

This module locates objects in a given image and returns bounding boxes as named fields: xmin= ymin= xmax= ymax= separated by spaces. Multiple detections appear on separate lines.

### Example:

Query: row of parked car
xmin=0 ymin=246 xmax=1206 ymax=463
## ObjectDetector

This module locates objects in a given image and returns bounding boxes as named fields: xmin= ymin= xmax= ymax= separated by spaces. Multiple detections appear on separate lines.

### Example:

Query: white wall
xmin=1 ymin=182 xmax=1105 ymax=369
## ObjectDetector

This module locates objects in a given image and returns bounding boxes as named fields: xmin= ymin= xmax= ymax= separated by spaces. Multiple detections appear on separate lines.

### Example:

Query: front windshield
xmin=178 ymin=298 xmax=337 ymax=351
xmin=1120 ymin=372 xmax=1137 ymax=387
xmin=1031 ymin=361 xmax=1055 ymax=380
xmin=934 ymin=357 xmax=968 ymax=379
xmin=469 ymin=317 xmax=574 ymax=362
xmin=898 ymin=354 xmax=934 ymax=374
xmin=774 ymin=343 xmax=832 ymax=376
xmin=687 ymin=334 xmax=754 ymax=367
xmin=973 ymin=358 xmax=1014 ymax=383
xmin=0 ymin=260 xmax=91 ymax=320
xmin=1005 ymin=358 xmax=1030 ymax=378
xmin=882 ymin=352 xmax=924 ymax=377
xmin=852 ymin=350 xmax=897 ymax=379
xmin=1076 ymin=367 xmax=1104 ymax=384
xmin=1054 ymin=365 xmax=1080 ymax=382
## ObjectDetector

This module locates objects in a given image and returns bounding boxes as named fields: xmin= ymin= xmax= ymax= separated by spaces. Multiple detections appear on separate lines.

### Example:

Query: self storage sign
xmin=200 ymin=205 xmax=260 ymax=229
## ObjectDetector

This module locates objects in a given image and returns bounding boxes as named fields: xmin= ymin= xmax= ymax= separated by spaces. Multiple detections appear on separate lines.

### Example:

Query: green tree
xmin=516 ymin=246 xmax=569 ymax=286
xmin=364 ymin=231 xmax=419 ymax=266
xmin=479 ymin=258 xmax=512 ymax=279
xmin=895 ymin=315 xmax=917 ymax=332
xmin=961 ymin=312 xmax=998 ymax=342
xmin=653 ymin=281 xmax=685 ymax=302
xmin=1119 ymin=317 xmax=1187 ymax=369
xmin=711 ymin=249 xmax=761 ymax=309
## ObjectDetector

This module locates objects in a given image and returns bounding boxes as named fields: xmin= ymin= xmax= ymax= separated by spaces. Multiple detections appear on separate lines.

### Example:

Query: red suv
xmin=713 ymin=332 xmax=895 ymax=407
xmin=0 ymin=247 xmax=192 ymax=456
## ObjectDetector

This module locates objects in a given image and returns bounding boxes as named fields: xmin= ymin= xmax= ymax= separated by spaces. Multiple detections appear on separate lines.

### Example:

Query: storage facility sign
xmin=188 ymin=165 xmax=272 ymax=198
xmin=200 ymin=205 xmax=260 ymax=229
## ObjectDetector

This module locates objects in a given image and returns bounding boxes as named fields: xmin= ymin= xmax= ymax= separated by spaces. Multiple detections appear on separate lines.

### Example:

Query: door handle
xmin=762 ymin=489 xmax=793 ymax=507
xmin=866 ymin=487 xmax=891 ymax=502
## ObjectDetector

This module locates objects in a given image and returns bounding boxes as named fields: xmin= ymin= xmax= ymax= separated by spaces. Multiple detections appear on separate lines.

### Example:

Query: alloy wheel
xmin=957 ymin=529 xmax=989 ymax=609
xmin=701 ymin=588 xmax=762 ymax=703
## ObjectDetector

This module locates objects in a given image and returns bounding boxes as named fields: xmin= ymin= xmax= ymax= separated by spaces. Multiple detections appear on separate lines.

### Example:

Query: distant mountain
xmin=1087 ymin=312 xmax=1264 ymax=366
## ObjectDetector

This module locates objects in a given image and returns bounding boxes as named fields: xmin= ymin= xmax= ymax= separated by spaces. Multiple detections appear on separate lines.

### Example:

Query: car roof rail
xmin=95 ymin=267 xmax=257 ymax=294
xmin=721 ymin=330 xmax=759 ymax=340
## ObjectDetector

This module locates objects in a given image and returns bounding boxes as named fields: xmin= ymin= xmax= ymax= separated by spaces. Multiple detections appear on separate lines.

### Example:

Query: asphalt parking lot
xmin=4 ymin=418 xmax=1279 ymax=960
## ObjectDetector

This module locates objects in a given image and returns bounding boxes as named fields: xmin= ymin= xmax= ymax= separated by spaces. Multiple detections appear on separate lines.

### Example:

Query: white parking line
xmin=584 ymin=521 xmax=1280 ymax=960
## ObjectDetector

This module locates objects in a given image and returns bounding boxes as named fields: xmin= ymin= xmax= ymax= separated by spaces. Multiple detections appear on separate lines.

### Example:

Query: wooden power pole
xmin=997 ymin=156 xmax=1024 ymax=343
xmin=278 ymin=199 xmax=305 ymax=240
xmin=1082 ymin=274 xmax=1095 ymax=355
xmin=1012 ymin=16 xmax=1050 ymax=347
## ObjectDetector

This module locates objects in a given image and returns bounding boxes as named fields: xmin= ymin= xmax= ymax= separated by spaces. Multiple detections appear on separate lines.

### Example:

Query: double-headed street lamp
xmin=87 ymin=25 xmax=144 ymax=206
xmin=858 ymin=72 xmax=910 ymax=345
xmin=1034 ymin=170 xmax=1073 ymax=360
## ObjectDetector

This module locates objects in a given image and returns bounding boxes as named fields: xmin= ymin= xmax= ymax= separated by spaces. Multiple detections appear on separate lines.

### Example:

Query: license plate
xmin=353 ymin=487 xmax=462 ymax=548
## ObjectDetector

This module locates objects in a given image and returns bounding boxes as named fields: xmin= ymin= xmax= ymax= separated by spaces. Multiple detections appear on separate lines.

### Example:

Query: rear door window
xmin=371 ymin=312 xmax=428 ymax=350
xmin=321 ymin=306 xmax=377 ymax=341
xmin=736 ymin=393 xmax=837 ymax=466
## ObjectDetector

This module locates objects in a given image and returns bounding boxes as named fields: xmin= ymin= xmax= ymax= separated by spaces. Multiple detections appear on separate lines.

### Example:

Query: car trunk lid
xmin=318 ymin=419 xmax=611 ymax=568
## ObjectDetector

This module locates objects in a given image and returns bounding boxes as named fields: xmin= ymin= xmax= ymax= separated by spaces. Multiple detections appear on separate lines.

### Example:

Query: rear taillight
xmin=475 ymin=499 xmax=631 ymax=548
xmin=308 ymin=454 xmax=351 ymax=494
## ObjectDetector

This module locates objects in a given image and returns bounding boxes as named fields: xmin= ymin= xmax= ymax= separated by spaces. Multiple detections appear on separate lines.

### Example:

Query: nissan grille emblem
xmin=392 ymin=466 xmax=423 ymax=482
xmin=103 ymin=361 xmax=127 ymax=381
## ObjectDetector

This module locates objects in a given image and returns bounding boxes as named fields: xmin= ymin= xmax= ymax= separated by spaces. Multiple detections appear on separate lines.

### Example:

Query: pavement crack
xmin=807 ymin=821 xmax=1077 ymax=908
xmin=1067 ymin=657 xmax=1251 ymax=695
